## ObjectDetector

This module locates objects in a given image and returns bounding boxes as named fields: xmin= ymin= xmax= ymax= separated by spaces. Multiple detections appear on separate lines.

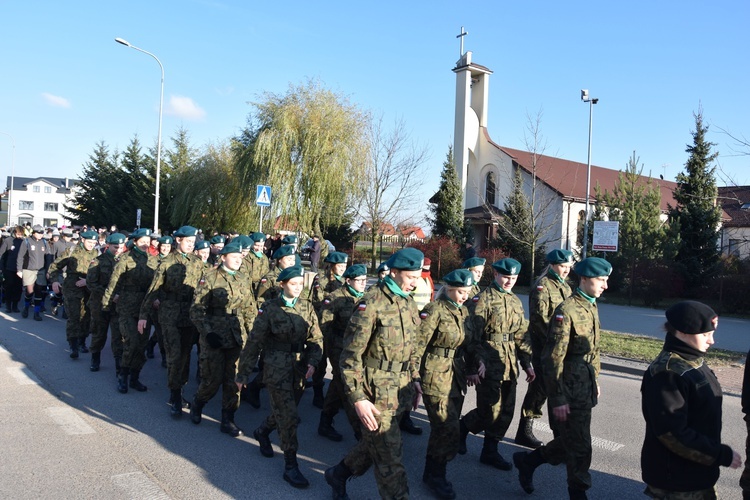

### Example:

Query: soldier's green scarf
xmin=253 ymin=250 xmax=264 ymax=258
xmin=281 ymin=294 xmax=298 ymax=308
xmin=221 ymin=265 xmax=236 ymax=276
xmin=346 ymin=284 xmax=364 ymax=299
xmin=491 ymin=280 xmax=512 ymax=294
xmin=131 ymin=245 xmax=146 ymax=256
xmin=445 ymin=297 xmax=462 ymax=309
xmin=576 ymin=287 xmax=596 ymax=304
xmin=548 ymin=268 xmax=564 ymax=284
xmin=383 ymin=275 xmax=410 ymax=298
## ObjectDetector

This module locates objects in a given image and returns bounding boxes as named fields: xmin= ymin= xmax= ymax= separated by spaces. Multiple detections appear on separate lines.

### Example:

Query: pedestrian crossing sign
xmin=256 ymin=185 xmax=271 ymax=207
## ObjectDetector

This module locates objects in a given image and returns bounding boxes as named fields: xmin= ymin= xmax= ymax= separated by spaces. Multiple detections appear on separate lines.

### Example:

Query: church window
xmin=485 ymin=172 xmax=496 ymax=206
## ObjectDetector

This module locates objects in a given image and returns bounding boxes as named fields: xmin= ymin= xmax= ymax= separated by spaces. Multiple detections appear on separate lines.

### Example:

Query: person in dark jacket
xmin=0 ymin=225 xmax=25 ymax=313
xmin=640 ymin=301 xmax=741 ymax=499
xmin=741 ymin=347 xmax=750 ymax=499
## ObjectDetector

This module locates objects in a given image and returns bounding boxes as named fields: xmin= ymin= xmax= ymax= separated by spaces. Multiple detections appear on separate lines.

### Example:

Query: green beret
xmin=385 ymin=248 xmax=424 ymax=271
xmin=158 ymin=236 xmax=173 ymax=245
xmin=376 ymin=262 xmax=390 ymax=274
xmin=106 ymin=233 xmax=126 ymax=245
xmin=220 ymin=242 xmax=243 ymax=255
xmin=546 ymin=249 xmax=575 ymax=264
xmin=250 ymin=232 xmax=266 ymax=243
xmin=194 ymin=240 xmax=210 ymax=250
xmin=343 ymin=264 xmax=367 ymax=279
xmin=234 ymin=235 xmax=252 ymax=249
xmin=462 ymin=257 xmax=486 ymax=269
xmin=574 ymin=257 xmax=612 ymax=278
xmin=273 ymin=244 xmax=296 ymax=259
xmin=278 ymin=265 xmax=305 ymax=282
xmin=210 ymin=235 xmax=226 ymax=245
xmin=281 ymin=234 xmax=297 ymax=245
xmin=132 ymin=228 xmax=152 ymax=240
xmin=665 ymin=301 xmax=718 ymax=335
xmin=324 ymin=251 xmax=349 ymax=264
xmin=174 ymin=225 xmax=198 ymax=238
xmin=80 ymin=230 xmax=98 ymax=240
xmin=492 ymin=258 xmax=521 ymax=276
xmin=443 ymin=269 xmax=474 ymax=287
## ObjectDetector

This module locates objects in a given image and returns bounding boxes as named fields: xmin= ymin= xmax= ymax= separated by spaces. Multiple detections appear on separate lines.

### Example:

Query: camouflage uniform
xmin=521 ymin=270 xmax=572 ymax=420
xmin=102 ymin=248 xmax=159 ymax=377
xmin=243 ymin=250 xmax=270 ymax=296
xmin=86 ymin=249 xmax=123 ymax=362
xmin=190 ymin=266 xmax=255 ymax=411
xmin=311 ymin=273 xmax=345 ymax=397
xmin=462 ymin=283 xmax=532 ymax=443
xmin=140 ymin=252 xmax=204 ymax=391
xmin=256 ymin=266 xmax=282 ymax=305
xmin=48 ymin=244 xmax=98 ymax=344
xmin=338 ymin=281 xmax=422 ymax=500
xmin=236 ymin=296 xmax=323 ymax=452
xmin=540 ymin=291 xmax=600 ymax=492
xmin=417 ymin=298 xmax=474 ymax=465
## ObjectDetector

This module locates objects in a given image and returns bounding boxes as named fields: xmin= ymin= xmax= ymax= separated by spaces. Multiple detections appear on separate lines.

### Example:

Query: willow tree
xmin=241 ymin=79 xmax=369 ymax=236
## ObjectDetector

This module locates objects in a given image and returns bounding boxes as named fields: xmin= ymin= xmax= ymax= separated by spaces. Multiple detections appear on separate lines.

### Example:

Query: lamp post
xmin=115 ymin=37 xmax=164 ymax=233
xmin=580 ymin=89 xmax=598 ymax=260
xmin=0 ymin=132 xmax=15 ymax=226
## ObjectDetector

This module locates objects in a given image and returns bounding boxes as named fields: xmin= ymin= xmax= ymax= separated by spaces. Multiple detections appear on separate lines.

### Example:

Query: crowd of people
xmin=0 ymin=222 xmax=748 ymax=499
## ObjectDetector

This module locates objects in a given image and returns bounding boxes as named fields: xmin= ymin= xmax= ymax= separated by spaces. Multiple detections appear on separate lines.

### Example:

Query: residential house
xmin=4 ymin=176 xmax=79 ymax=227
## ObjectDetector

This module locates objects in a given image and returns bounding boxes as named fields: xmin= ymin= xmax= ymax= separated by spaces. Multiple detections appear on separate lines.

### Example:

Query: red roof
xmin=399 ymin=226 xmax=426 ymax=239
xmin=718 ymin=186 xmax=750 ymax=227
xmin=359 ymin=221 xmax=396 ymax=236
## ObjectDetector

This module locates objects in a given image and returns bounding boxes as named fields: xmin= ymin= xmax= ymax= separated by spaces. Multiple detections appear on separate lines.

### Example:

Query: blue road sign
xmin=256 ymin=185 xmax=271 ymax=207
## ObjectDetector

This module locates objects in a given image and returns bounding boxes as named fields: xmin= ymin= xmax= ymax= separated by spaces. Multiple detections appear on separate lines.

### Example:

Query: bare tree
xmin=357 ymin=115 xmax=430 ymax=270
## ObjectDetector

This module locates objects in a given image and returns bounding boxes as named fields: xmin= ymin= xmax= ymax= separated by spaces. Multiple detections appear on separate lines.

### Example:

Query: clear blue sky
xmin=1 ymin=1 xmax=748 ymax=226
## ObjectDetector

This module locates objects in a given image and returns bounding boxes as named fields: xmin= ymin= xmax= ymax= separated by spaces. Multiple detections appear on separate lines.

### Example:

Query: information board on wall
xmin=592 ymin=220 xmax=619 ymax=252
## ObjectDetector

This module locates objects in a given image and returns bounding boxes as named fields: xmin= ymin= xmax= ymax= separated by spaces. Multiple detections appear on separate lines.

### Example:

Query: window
xmin=43 ymin=218 xmax=58 ymax=228
xmin=485 ymin=172 xmax=496 ymax=206
xmin=18 ymin=216 xmax=32 ymax=226
xmin=33 ymin=186 xmax=40 ymax=193
xmin=44 ymin=186 xmax=52 ymax=194
xmin=44 ymin=202 xmax=58 ymax=212
xmin=19 ymin=200 xmax=34 ymax=210
xmin=728 ymin=239 xmax=743 ymax=257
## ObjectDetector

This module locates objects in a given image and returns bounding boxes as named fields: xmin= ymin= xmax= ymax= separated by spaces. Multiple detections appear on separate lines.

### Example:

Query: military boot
xmin=117 ymin=368 xmax=129 ymax=394
xmin=513 ymin=448 xmax=546 ymax=494
xmin=515 ymin=417 xmax=543 ymax=449
xmin=568 ymin=487 xmax=588 ymax=499
xmin=79 ymin=337 xmax=89 ymax=353
xmin=220 ymin=409 xmax=244 ymax=437
xmin=458 ymin=418 xmax=469 ymax=455
xmin=318 ymin=412 xmax=343 ymax=442
xmin=190 ymin=399 xmax=206 ymax=424
xmin=11 ymin=302 xmax=20 ymax=313
xmin=283 ymin=450 xmax=309 ymax=488
xmin=423 ymin=456 xmax=456 ymax=500
xmin=90 ymin=351 xmax=101 ymax=372
xmin=312 ymin=384 xmax=325 ymax=409
xmin=480 ymin=437 xmax=512 ymax=471
xmin=69 ymin=338 xmax=80 ymax=359
xmin=129 ymin=370 xmax=147 ymax=392
xmin=170 ymin=389 xmax=183 ymax=417
xmin=325 ymin=461 xmax=352 ymax=500
xmin=253 ymin=422 xmax=274 ymax=457
xmin=33 ymin=305 xmax=42 ymax=321
xmin=399 ymin=410 xmax=422 ymax=435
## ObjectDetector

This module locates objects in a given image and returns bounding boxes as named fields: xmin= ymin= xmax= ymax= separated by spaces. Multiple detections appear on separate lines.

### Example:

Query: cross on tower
xmin=456 ymin=26 xmax=468 ymax=56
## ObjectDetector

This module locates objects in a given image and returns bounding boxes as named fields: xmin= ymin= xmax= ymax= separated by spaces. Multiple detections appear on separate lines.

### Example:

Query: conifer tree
xmin=428 ymin=146 xmax=465 ymax=242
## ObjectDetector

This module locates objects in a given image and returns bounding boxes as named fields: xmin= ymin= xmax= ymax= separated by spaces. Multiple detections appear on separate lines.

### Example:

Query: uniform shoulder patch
xmin=536 ymin=285 xmax=544 ymax=291
xmin=323 ymin=298 xmax=331 ymax=305
xmin=260 ymin=278 xmax=267 ymax=284
xmin=357 ymin=302 xmax=367 ymax=311
xmin=472 ymin=296 xmax=480 ymax=303
xmin=258 ymin=308 xmax=264 ymax=315
xmin=420 ymin=311 xmax=428 ymax=319
xmin=199 ymin=277 xmax=205 ymax=285
xmin=554 ymin=313 xmax=564 ymax=322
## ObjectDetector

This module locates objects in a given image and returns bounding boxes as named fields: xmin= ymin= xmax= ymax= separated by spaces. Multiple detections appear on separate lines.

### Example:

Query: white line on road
xmin=534 ymin=421 xmax=625 ymax=451
xmin=46 ymin=407 xmax=96 ymax=435
xmin=6 ymin=365 xmax=41 ymax=385
xmin=112 ymin=472 xmax=170 ymax=500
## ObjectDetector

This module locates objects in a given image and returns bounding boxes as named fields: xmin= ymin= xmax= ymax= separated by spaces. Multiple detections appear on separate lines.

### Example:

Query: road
xmin=0 ymin=308 xmax=745 ymax=499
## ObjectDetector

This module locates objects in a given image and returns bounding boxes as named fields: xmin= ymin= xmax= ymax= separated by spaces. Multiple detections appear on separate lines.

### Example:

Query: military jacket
xmin=310 ymin=273 xmax=344 ymax=313
xmin=256 ymin=266 xmax=282 ymax=305
xmin=102 ymin=248 xmax=159 ymax=316
xmin=417 ymin=299 xmax=474 ymax=398
xmin=470 ymin=284 xmax=532 ymax=382
xmin=190 ymin=266 xmax=255 ymax=350
xmin=320 ymin=286 xmax=359 ymax=351
xmin=528 ymin=272 xmax=572 ymax=354
xmin=207 ymin=252 xmax=221 ymax=268
xmin=236 ymin=296 xmax=323 ymax=385
xmin=86 ymin=251 xmax=118 ymax=299
xmin=339 ymin=282 xmax=422 ymax=410
xmin=243 ymin=251 xmax=270 ymax=290
xmin=48 ymin=244 xmax=98 ymax=286
xmin=140 ymin=252 xmax=205 ymax=327
xmin=542 ymin=292 xmax=600 ymax=410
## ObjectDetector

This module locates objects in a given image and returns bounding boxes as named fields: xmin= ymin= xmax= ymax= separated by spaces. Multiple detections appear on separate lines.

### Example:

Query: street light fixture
xmin=580 ymin=89 xmax=598 ymax=260
xmin=0 ymin=132 xmax=16 ymax=226
xmin=115 ymin=37 xmax=164 ymax=233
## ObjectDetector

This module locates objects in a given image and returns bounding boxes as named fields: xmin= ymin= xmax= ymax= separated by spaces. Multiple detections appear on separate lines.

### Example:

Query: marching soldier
xmin=459 ymin=258 xmax=534 ymax=470
xmin=515 ymin=249 xmax=574 ymax=448
xmin=462 ymin=257 xmax=486 ymax=299
xmin=87 ymin=232 xmax=126 ymax=373
xmin=236 ymin=265 xmax=323 ymax=488
xmin=193 ymin=240 xmax=212 ymax=267
xmin=244 ymin=232 xmax=270 ymax=295
xmin=325 ymin=248 xmax=425 ymax=500
xmin=189 ymin=242 xmax=255 ymax=436
xmin=513 ymin=257 xmax=611 ymax=499
xmin=48 ymin=230 xmax=99 ymax=359
xmin=256 ymin=244 xmax=297 ymax=306
xmin=207 ymin=235 xmax=225 ymax=267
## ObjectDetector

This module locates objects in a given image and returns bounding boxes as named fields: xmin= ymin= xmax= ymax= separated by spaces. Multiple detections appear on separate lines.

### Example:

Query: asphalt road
xmin=0 ymin=308 xmax=746 ymax=499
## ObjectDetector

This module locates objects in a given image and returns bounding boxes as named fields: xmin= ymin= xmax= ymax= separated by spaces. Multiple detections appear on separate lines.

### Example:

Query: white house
xmin=4 ymin=176 xmax=79 ymax=227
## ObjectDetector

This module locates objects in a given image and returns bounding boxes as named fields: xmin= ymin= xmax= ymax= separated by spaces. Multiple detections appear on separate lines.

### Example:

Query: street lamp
xmin=0 ymin=132 xmax=15 ymax=226
xmin=115 ymin=37 xmax=164 ymax=233
xmin=580 ymin=89 xmax=598 ymax=260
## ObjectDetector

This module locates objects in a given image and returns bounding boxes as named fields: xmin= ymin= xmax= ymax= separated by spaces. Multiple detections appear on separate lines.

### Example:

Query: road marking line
xmin=112 ymin=472 xmax=170 ymax=499
xmin=6 ymin=366 xmax=41 ymax=385
xmin=46 ymin=407 xmax=95 ymax=435
xmin=533 ymin=421 xmax=624 ymax=451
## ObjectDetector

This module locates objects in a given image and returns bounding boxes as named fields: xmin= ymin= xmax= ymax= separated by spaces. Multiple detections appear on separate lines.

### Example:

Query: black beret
xmin=665 ymin=301 xmax=718 ymax=335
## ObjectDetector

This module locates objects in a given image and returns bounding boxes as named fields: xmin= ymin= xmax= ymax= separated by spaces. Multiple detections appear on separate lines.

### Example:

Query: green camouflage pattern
xmin=644 ymin=484 xmax=718 ymax=499
xmin=86 ymin=250 xmax=122 ymax=357
xmin=48 ymin=244 xmax=99 ymax=341
xmin=243 ymin=251 xmax=270 ymax=294
xmin=255 ymin=266 xmax=281 ymax=305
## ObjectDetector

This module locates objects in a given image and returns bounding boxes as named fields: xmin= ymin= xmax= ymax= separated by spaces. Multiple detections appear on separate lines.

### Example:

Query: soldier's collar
xmin=548 ymin=268 xmax=564 ymax=284
xmin=491 ymin=281 xmax=512 ymax=294
xmin=221 ymin=265 xmax=236 ymax=276
xmin=575 ymin=287 xmax=596 ymax=304
xmin=383 ymin=275 xmax=410 ymax=299
xmin=281 ymin=294 xmax=298 ymax=308
xmin=346 ymin=284 xmax=363 ymax=299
